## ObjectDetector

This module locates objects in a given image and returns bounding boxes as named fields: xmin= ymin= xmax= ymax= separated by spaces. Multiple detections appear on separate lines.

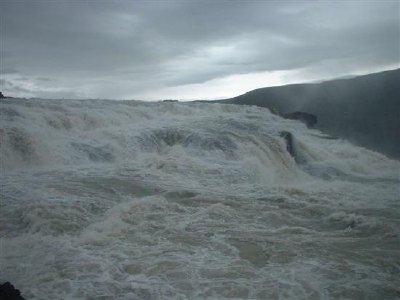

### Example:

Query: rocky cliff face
xmin=283 ymin=112 xmax=317 ymax=128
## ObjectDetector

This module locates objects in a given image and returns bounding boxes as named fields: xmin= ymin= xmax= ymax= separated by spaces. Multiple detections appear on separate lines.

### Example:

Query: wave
xmin=1 ymin=98 xmax=399 ymax=299
xmin=1 ymin=98 xmax=397 ymax=183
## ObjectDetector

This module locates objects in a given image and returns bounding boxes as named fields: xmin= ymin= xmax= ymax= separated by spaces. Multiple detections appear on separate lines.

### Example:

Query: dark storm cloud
xmin=0 ymin=0 xmax=399 ymax=99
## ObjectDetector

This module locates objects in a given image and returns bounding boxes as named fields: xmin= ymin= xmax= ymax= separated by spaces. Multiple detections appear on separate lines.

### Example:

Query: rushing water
xmin=1 ymin=99 xmax=399 ymax=299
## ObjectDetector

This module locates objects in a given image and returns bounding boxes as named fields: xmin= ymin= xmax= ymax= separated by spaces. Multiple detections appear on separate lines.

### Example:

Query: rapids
xmin=1 ymin=98 xmax=399 ymax=299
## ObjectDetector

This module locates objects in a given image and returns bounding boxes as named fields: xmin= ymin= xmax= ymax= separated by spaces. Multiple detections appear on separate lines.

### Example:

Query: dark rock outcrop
xmin=283 ymin=111 xmax=317 ymax=128
xmin=280 ymin=131 xmax=294 ymax=157
xmin=0 ymin=282 xmax=26 ymax=300
xmin=279 ymin=131 xmax=306 ymax=164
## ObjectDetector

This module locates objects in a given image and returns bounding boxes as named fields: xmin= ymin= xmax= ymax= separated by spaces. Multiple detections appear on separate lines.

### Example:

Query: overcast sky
xmin=1 ymin=0 xmax=399 ymax=100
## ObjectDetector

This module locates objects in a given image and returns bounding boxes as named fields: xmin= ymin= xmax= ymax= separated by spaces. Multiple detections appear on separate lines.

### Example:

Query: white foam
xmin=1 ymin=99 xmax=399 ymax=299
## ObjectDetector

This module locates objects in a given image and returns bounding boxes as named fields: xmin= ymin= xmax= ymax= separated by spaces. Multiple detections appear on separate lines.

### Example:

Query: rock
xmin=280 ymin=131 xmax=294 ymax=157
xmin=280 ymin=131 xmax=307 ymax=164
xmin=0 ymin=282 xmax=26 ymax=300
xmin=283 ymin=111 xmax=317 ymax=128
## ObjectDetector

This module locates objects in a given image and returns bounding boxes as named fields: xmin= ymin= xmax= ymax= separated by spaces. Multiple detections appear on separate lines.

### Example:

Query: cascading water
xmin=1 ymin=98 xmax=399 ymax=299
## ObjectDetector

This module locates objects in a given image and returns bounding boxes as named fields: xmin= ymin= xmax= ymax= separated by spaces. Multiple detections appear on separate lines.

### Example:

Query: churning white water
xmin=0 ymin=98 xmax=399 ymax=299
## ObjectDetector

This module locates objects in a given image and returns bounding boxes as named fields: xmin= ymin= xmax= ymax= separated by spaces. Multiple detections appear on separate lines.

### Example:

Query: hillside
xmin=219 ymin=69 xmax=400 ymax=158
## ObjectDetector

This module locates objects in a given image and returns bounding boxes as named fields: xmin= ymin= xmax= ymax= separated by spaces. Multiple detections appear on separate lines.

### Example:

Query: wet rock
xmin=283 ymin=111 xmax=317 ymax=128
xmin=279 ymin=131 xmax=308 ymax=164
xmin=280 ymin=131 xmax=294 ymax=157
xmin=0 ymin=282 xmax=26 ymax=300
xmin=0 ymin=92 xmax=5 ymax=99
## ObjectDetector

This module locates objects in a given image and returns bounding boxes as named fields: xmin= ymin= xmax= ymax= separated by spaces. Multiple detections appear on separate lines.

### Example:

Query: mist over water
xmin=1 ymin=99 xmax=399 ymax=299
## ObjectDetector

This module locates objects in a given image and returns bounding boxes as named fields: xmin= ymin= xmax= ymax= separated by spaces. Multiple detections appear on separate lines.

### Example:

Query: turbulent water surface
xmin=1 ymin=99 xmax=399 ymax=299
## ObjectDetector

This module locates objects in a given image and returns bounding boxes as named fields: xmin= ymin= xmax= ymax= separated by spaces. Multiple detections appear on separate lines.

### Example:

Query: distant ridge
xmin=218 ymin=69 xmax=400 ymax=158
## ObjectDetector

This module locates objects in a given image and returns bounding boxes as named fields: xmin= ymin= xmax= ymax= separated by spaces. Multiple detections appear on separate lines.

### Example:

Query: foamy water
xmin=1 ymin=98 xmax=399 ymax=299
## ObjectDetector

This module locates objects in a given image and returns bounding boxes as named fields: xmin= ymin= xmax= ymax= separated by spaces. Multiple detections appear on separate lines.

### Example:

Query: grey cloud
xmin=0 ymin=0 xmax=398 ymax=99
xmin=0 ymin=78 xmax=34 ymax=95
xmin=1 ymin=76 xmax=83 ymax=99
